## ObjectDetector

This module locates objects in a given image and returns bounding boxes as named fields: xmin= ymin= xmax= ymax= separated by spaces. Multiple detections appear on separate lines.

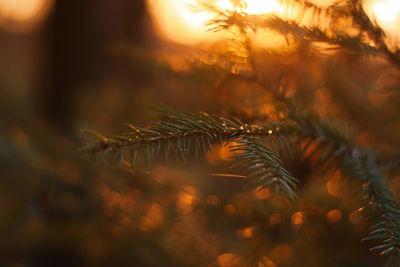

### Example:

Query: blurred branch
xmin=350 ymin=0 xmax=400 ymax=69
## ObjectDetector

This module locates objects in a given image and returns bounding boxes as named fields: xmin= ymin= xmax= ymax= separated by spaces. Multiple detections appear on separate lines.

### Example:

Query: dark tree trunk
xmin=40 ymin=0 xmax=148 ymax=132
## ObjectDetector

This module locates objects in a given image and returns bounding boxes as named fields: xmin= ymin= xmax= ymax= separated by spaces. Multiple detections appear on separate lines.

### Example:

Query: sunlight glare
xmin=147 ymin=0 xmax=222 ymax=44
xmin=147 ymin=0 xmax=282 ymax=44
xmin=147 ymin=0 xmax=400 ymax=45
xmin=216 ymin=0 xmax=234 ymax=11
xmin=243 ymin=0 xmax=280 ymax=14
xmin=0 ymin=0 xmax=53 ymax=33
xmin=373 ymin=0 xmax=400 ymax=23
xmin=216 ymin=0 xmax=280 ymax=15
xmin=0 ymin=0 xmax=43 ymax=20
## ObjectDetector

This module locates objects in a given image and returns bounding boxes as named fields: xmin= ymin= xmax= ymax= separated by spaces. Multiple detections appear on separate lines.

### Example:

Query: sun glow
xmin=147 ymin=0 xmax=400 ymax=45
xmin=147 ymin=0 xmax=281 ymax=44
xmin=373 ymin=0 xmax=400 ymax=23
xmin=0 ymin=0 xmax=54 ymax=33
xmin=216 ymin=0 xmax=280 ymax=14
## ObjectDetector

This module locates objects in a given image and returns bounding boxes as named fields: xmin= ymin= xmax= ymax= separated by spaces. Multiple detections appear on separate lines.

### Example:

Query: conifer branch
xmin=203 ymin=0 xmax=400 ymax=67
xmin=231 ymin=136 xmax=299 ymax=200
xmin=80 ymin=1 xmax=400 ymax=264
xmin=339 ymin=157 xmax=400 ymax=264
xmin=80 ymin=108 xmax=299 ymax=197
xmin=350 ymin=0 xmax=400 ymax=69
xmin=288 ymin=108 xmax=400 ymax=264
xmin=80 ymin=106 xmax=400 ymax=263
xmin=208 ymin=11 xmax=378 ymax=55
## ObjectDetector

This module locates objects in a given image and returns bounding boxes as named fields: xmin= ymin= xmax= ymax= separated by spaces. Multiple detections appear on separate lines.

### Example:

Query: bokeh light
xmin=291 ymin=211 xmax=305 ymax=225
xmin=327 ymin=171 xmax=343 ymax=198
xmin=326 ymin=209 xmax=342 ymax=223
xmin=0 ymin=0 xmax=54 ymax=33
xmin=254 ymin=186 xmax=271 ymax=200
xmin=217 ymin=253 xmax=242 ymax=267
xmin=237 ymin=226 xmax=253 ymax=238
xmin=139 ymin=203 xmax=164 ymax=232
xmin=177 ymin=186 xmax=198 ymax=213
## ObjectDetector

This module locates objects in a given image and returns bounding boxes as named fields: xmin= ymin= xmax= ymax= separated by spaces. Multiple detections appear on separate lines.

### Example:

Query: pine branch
xmin=80 ymin=108 xmax=299 ymax=196
xmin=80 ymin=105 xmax=400 ymax=263
xmin=287 ymin=107 xmax=400 ymax=265
xmin=208 ymin=11 xmax=377 ymax=55
xmin=231 ymin=136 xmax=299 ymax=200
xmin=263 ymin=17 xmax=376 ymax=54
xmin=80 ymin=1 xmax=400 ymax=263
xmin=282 ymin=0 xmax=400 ymax=67
xmin=339 ymin=157 xmax=400 ymax=265
xmin=365 ymin=186 xmax=400 ymax=266
xmin=202 ymin=0 xmax=400 ymax=68
xmin=350 ymin=0 xmax=400 ymax=69
xmin=289 ymin=108 xmax=400 ymax=264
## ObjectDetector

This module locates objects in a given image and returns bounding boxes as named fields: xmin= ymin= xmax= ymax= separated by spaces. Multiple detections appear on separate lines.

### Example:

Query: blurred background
xmin=1 ymin=0 xmax=400 ymax=266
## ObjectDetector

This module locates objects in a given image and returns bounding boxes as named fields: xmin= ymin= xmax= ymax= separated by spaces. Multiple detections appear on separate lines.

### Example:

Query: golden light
xmin=373 ymin=0 xmax=400 ymax=24
xmin=254 ymin=186 xmax=271 ymax=200
xmin=139 ymin=203 xmax=164 ymax=231
xmin=237 ymin=226 xmax=254 ymax=238
xmin=291 ymin=211 xmax=305 ymax=225
xmin=0 ymin=0 xmax=54 ymax=33
xmin=148 ymin=0 xmax=400 ymax=45
xmin=216 ymin=0 xmax=280 ymax=15
xmin=326 ymin=170 xmax=343 ymax=198
xmin=147 ymin=0 xmax=221 ymax=44
xmin=258 ymin=257 xmax=277 ymax=267
xmin=177 ymin=186 xmax=197 ymax=213
xmin=206 ymin=144 xmax=234 ymax=164
xmin=217 ymin=253 xmax=241 ymax=267
xmin=147 ymin=0 xmax=281 ymax=45
xmin=326 ymin=209 xmax=342 ymax=223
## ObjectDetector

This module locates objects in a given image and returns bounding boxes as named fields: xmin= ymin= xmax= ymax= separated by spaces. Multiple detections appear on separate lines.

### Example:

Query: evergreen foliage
xmin=81 ymin=0 xmax=400 ymax=265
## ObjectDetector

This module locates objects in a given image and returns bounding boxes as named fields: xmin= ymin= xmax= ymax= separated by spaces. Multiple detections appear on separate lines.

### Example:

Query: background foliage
xmin=2 ymin=0 xmax=400 ymax=266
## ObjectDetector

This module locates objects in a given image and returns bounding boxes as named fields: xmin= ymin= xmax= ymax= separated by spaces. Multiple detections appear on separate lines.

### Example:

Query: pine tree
xmin=81 ymin=0 xmax=400 ymax=265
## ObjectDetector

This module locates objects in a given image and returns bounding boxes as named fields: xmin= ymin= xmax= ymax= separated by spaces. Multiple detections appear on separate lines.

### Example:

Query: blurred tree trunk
xmin=40 ymin=0 xmax=148 ymax=132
